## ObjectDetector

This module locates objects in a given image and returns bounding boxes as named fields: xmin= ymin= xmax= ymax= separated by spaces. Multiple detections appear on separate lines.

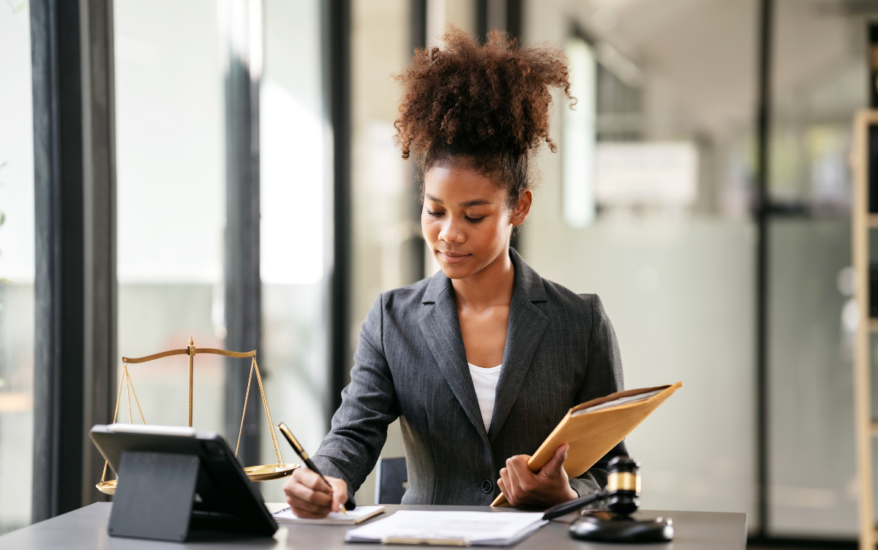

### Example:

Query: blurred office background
xmin=0 ymin=0 xmax=872 ymax=545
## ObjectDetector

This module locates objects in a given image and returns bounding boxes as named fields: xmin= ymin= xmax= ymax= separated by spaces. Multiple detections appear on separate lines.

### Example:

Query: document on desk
xmin=344 ymin=511 xmax=547 ymax=546
xmin=272 ymin=505 xmax=385 ymax=525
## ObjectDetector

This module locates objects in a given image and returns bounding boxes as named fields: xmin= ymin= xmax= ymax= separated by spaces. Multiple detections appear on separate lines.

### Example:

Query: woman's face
xmin=422 ymin=163 xmax=531 ymax=280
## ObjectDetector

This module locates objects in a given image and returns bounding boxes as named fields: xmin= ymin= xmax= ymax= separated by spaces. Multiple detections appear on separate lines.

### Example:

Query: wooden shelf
xmin=851 ymin=111 xmax=878 ymax=550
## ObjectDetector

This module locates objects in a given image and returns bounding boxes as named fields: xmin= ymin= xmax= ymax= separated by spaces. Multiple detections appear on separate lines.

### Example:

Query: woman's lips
xmin=438 ymin=251 xmax=470 ymax=264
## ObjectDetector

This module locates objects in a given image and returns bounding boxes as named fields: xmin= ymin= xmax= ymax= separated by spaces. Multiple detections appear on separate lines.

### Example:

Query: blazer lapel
xmin=419 ymin=272 xmax=491 ymax=444
xmin=489 ymin=249 xmax=548 ymax=441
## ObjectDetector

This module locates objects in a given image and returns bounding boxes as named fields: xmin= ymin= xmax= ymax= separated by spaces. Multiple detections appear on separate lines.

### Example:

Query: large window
xmin=114 ymin=0 xmax=226 ymax=435
xmin=114 ymin=0 xmax=332 ymax=505
xmin=0 ymin=0 xmax=34 ymax=534
xmin=349 ymin=0 xmax=412 ymax=503
xmin=258 ymin=0 xmax=329 ymax=503
xmin=346 ymin=0 xmax=479 ymax=504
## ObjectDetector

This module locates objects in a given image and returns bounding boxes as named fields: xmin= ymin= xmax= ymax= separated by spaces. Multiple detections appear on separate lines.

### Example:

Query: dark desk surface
xmin=0 ymin=503 xmax=746 ymax=549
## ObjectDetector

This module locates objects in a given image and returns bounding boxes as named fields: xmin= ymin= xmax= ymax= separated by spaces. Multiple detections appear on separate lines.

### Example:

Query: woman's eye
xmin=466 ymin=216 xmax=485 ymax=223
xmin=426 ymin=210 xmax=444 ymax=217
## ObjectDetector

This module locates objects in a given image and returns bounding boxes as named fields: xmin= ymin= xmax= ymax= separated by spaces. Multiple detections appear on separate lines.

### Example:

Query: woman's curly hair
xmin=394 ymin=26 xmax=573 ymax=206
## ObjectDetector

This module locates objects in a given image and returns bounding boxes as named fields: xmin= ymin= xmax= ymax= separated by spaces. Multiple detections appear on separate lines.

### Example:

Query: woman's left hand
xmin=497 ymin=443 xmax=578 ymax=507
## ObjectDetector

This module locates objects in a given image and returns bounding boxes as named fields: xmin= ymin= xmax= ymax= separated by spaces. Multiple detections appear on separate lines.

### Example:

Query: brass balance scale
xmin=96 ymin=337 xmax=299 ymax=495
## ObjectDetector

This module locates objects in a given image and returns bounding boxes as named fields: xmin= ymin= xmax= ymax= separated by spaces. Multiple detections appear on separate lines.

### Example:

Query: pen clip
xmin=277 ymin=422 xmax=308 ymax=458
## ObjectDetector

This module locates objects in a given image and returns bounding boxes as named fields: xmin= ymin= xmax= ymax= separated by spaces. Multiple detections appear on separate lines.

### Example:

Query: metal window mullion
xmin=80 ymin=0 xmax=117 ymax=508
xmin=31 ymin=0 xmax=117 ymax=522
xmin=325 ymin=0 xmax=352 ymax=417
xmin=223 ymin=0 xmax=262 ymax=468
xmin=754 ymin=0 xmax=774 ymax=541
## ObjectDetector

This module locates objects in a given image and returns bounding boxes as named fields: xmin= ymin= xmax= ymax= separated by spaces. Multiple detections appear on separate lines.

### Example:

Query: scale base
xmin=570 ymin=511 xmax=674 ymax=543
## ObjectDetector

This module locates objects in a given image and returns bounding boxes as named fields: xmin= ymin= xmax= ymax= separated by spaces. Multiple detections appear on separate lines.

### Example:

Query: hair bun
xmin=394 ymin=25 xmax=573 ymax=163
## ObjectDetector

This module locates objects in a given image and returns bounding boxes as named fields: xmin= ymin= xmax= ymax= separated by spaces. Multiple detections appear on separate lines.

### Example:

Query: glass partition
xmin=766 ymin=0 xmax=867 ymax=537
xmin=524 ymin=0 xmax=758 ymax=526
xmin=0 ymin=0 xmax=34 ymax=534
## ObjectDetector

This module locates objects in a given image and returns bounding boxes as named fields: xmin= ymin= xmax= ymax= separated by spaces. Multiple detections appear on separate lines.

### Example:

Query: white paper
xmin=573 ymin=389 xmax=663 ymax=416
xmin=272 ymin=505 xmax=384 ymax=525
xmin=344 ymin=511 xmax=547 ymax=546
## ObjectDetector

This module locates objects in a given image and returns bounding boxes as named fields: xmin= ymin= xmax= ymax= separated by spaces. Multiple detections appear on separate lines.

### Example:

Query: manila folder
xmin=490 ymin=381 xmax=682 ymax=507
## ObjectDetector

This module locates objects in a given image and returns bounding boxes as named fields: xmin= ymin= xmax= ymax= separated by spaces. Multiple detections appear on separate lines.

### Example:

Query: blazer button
xmin=481 ymin=479 xmax=493 ymax=494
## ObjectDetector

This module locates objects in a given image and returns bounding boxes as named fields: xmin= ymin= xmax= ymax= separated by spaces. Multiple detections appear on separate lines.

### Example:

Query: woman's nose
xmin=438 ymin=219 xmax=465 ymax=244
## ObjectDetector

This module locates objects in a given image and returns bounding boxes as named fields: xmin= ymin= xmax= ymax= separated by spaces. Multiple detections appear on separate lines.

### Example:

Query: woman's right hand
xmin=283 ymin=468 xmax=348 ymax=519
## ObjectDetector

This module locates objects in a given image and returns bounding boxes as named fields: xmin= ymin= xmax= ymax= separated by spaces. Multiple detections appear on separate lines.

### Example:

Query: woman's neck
xmin=451 ymin=249 xmax=515 ymax=311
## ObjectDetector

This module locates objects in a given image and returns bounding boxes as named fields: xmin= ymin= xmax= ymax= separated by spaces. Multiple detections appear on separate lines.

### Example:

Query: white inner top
xmin=467 ymin=363 xmax=503 ymax=431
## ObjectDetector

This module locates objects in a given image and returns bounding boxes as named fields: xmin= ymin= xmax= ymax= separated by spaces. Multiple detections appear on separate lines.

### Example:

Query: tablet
xmin=90 ymin=424 xmax=278 ymax=538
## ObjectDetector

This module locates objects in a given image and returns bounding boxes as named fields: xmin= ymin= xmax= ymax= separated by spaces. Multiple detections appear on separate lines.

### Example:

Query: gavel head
xmin=605 ymin=456 xmax=641 ymax=516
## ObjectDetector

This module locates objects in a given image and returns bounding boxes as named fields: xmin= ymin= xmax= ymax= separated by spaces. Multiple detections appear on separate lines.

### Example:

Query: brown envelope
xmin=491 ymin=381 xmax=682 ymax=507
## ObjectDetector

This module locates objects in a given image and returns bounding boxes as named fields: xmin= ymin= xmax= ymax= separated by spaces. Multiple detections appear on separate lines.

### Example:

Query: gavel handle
xmin=542 ymin=491 xmax=607 ymax=520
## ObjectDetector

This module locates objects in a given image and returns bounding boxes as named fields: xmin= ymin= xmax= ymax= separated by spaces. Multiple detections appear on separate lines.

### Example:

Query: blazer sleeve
xmin=311 ymin=294 xmax=400 ymax=496
xmin=568 ymin=294 xmax=629 ymax=497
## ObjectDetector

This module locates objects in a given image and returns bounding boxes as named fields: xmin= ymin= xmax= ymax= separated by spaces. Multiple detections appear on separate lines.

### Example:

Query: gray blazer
xmin=312 ymin=248 xmax=627 ymax=505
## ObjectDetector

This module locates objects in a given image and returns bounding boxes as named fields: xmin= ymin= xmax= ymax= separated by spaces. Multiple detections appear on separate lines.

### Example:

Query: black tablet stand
xmin=107 ymin=451 xmax=201 ymax=542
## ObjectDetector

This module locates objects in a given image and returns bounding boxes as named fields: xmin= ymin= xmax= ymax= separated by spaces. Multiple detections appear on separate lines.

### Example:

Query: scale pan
xmin=96 ymin=480 xmax=117 ymax=495
xmin=244 ymin=463 xmax=300 ymax=481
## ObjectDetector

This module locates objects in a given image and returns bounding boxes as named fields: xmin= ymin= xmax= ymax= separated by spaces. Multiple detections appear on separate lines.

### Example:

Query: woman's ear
xmin=510 ymin=189 xmax=533 ymax=227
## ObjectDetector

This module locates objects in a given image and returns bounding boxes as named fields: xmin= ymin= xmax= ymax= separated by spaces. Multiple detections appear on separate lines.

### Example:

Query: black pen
xmin=277 ymin=422 xmax=355 ymax=513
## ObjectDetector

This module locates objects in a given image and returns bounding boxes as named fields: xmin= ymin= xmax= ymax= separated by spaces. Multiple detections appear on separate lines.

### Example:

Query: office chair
xmin=375 ymin=457 xmax=407 ymax=504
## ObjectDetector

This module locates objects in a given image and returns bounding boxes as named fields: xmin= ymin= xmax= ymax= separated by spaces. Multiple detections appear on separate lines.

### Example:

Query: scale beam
xmin=122 ymin=347 xmax=257 ymax=364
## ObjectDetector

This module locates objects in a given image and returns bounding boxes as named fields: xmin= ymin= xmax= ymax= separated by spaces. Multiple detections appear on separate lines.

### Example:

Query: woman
xmin=283 ymin=27 xmax=626 ymax=518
